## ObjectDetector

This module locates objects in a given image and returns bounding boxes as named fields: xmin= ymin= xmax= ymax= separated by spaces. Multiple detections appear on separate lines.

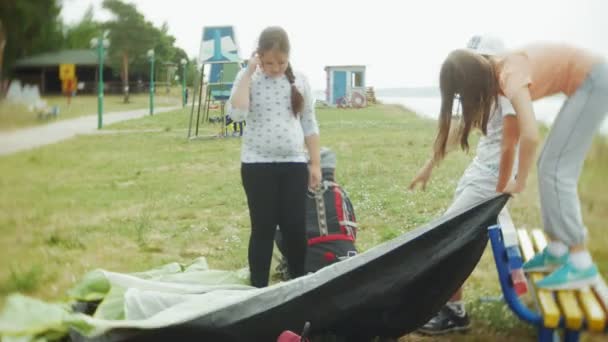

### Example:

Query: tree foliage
xmin=102 ymin=0 xmax=189 ymax=101
xmin=62 ymin=5 xmax=99 ymax=50
xmin=0 ymin=0 xmax=63 ymax=78
xmin=1 ymin=0 xmax=191 ymax=91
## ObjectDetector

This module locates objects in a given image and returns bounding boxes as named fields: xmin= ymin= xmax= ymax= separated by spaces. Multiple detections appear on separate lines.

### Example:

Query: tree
xmin=102 ymin=0 xmax=193 ymax=102
xmin=63 ymin=5 xmax=100 ymax=50
xmin=186 ymin=56 xmax=198 ymax=87
xmin=0 ymin=0 xmax=63 ymax=80
xmin=0 ymin=0 xmax=190 ymax=98
xmin=148 ymin=22 xmax=190 ymax=89
xmin=102 ymin=0 xmax=155 ymax=103
xmin=0 ymin=20 xmax=6 ymax=85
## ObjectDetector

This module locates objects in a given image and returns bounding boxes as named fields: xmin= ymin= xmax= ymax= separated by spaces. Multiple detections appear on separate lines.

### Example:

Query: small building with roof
xmin=12 ymin=49 xmax=113 ymax=94
xmin=324 ymin=65 xmax=367 ymax=107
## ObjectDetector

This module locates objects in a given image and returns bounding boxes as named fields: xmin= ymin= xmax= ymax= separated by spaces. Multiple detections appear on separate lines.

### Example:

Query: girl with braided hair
xmin=228 ymin=26 xmax=321 ymax=287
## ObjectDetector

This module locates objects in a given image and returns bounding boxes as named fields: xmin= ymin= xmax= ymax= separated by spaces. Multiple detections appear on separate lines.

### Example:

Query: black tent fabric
xmin=78 ymin=194 xmax=509 ymax=342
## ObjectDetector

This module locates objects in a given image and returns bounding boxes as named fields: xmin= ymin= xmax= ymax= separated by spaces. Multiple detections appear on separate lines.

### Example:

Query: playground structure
xmin=187 ymin=26 xmax=243 ymax=139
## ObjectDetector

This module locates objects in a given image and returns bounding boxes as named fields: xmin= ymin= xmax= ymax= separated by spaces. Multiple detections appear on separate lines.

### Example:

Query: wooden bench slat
xmin=593 ymin=276 xmax=608 ymax=313
xmin=531 ymin=229 xmax=548 ymax=252
xmin=529 ymin=272 xmax=562 ymax=328
xmin=518 ymin=229 xmax=561 ymax=328
xmin=578 ymin=288 xmax=606 ymax=332
xmin=498 ymin=210 xmax=519 ymax=248
xmin=557 ymin=291 xmax=584 ymax=329
xmin=517 ymin=229 xmax=536 ymax=261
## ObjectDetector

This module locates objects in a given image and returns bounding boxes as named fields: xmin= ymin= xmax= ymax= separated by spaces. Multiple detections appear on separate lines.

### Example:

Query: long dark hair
xmin=434 ymin=49 xmax=498 ymax=161
xmin=256 ymin=26 xmax=304 ymax=117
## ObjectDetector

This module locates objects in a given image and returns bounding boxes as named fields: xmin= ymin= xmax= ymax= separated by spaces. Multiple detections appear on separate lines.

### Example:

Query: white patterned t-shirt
xmin=228 ymin=68 xmax=319 ymax=163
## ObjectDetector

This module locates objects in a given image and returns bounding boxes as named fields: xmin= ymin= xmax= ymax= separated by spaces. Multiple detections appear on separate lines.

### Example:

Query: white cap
xmin=466 ymin=35 xmax=505 ymax=56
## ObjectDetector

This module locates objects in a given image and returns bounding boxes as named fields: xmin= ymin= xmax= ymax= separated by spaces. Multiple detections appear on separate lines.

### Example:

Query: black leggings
xmin=241 ymin=162 xmax=308 ymax=287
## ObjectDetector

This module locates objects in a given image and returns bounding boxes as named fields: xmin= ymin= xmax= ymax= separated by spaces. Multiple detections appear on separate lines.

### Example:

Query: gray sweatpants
xmin=538 ymin=62 xmax=608 ymax=246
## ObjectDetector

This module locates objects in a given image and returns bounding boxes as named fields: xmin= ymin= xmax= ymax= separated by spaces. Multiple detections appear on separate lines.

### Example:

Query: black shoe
xmin=417 ymin=305 xmax=471 ymax=335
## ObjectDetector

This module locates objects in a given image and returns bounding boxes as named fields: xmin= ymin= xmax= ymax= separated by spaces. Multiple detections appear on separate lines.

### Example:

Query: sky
xmin=60 ymin=0 xmax=608 ymax=90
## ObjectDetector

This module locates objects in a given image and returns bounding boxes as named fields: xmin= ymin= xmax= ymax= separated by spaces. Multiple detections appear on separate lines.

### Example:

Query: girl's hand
xmin=502 ymin=179 xmax=526 ymax=194
xmin=308 ymin=165 xmax=321 ymax=191
xmin=409 ymin=162 xmax=433 ymax=191
xmin=247 ymin=54 xmax=260 ymax=76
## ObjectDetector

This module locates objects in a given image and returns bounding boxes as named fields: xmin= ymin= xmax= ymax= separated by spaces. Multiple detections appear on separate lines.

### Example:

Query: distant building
xmin=12 ymin=49 xmax=114 ymax=94
xmin=324 ymin=65 xmax=366 ymax=107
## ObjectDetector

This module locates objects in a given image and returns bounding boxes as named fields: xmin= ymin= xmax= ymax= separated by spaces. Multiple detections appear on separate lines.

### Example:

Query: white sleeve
xmin=226 ymin=68 xmax=249 ymax=122
xmin=498 ymin=96 xmax=516 ymax=117
xmin=297 ymin=73 xmax=319 ymax=137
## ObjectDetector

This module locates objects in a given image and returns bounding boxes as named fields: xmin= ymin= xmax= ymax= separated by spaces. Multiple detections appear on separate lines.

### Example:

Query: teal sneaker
xmin=522 ymin=248 xmax=569 ymax=272
xmin=536 ymin=262 xmax=599 ymax=290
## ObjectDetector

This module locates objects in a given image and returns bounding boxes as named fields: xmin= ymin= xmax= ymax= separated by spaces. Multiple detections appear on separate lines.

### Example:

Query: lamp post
xmin=147 ymin=49 xmax=155 ymax=115
xmin=180 ymin=58 xmax=187 ymax=107
xmin=90 ymin=33 xmax=109 ymax=129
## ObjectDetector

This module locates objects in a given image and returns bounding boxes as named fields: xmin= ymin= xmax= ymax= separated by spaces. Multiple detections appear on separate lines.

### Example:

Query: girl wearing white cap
xmin=410 ymin=35 xmax=518 ymax=335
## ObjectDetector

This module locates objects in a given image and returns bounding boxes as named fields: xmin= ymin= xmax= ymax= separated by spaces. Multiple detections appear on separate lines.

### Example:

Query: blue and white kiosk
xmin=324 ymin=65 xmax=367 ymax=108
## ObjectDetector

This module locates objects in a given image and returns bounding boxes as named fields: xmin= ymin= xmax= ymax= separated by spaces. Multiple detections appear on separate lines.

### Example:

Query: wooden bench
xmin=489 ymin=215 xmax=608 ymax=341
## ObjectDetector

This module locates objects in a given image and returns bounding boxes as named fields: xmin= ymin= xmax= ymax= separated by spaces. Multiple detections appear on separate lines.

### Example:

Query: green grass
xmin=0 ymin=87 xmax=184 ymax=131
xmin=0 ymin=104 xmax=606 ymax=341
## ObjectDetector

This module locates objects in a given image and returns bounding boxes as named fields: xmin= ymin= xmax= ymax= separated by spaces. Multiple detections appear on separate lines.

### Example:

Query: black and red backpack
xmin=276 ymin=179 xmax=358 ymax=276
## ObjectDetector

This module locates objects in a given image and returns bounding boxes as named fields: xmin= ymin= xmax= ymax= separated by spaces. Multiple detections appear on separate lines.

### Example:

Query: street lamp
xmin=90 ymin=33 xmax=109 ymax=129
xmin=147 ymin=49 xmax=155 ymax=115
xmin=180 ymin=58 xmax=187 ymax=107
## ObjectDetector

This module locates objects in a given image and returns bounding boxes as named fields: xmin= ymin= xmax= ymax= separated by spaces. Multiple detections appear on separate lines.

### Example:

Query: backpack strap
xmin=313 ymin=188 xmax=329 ymax=236
xmin=312 ymin=181 xmax=356 ymax=237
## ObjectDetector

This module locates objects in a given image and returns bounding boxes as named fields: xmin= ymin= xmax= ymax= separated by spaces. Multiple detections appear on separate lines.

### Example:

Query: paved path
xmin=0 ymin=106 xmax=180 ymax=156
